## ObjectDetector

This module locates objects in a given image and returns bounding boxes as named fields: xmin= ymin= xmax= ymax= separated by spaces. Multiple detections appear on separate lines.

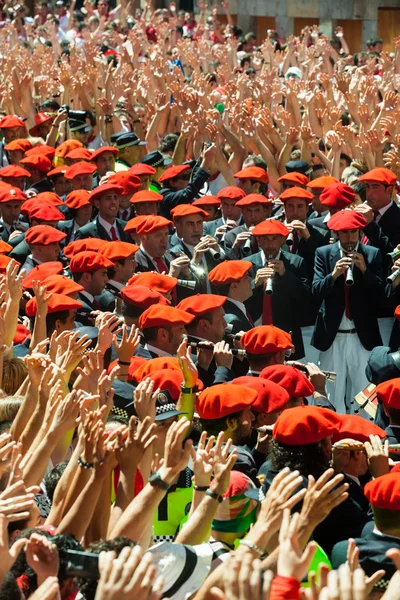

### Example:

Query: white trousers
xmin=378 ymin=317 xmax=394 ymax=348
xmin=319 ymin=333 xmax=371 ymax=415
xmin=301 ymin=326 xmax=320 ymax=365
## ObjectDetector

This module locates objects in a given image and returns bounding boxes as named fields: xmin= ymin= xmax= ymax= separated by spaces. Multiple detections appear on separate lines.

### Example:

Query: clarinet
xmin=345 ymin=246 xmax=355 ymax=287
xmin=265 ymin=253 xmax=274 ymax=295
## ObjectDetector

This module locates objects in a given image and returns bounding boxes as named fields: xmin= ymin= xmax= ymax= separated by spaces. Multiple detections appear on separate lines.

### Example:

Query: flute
xmin=333 ymin=442 xmax=400 ymax=454
xmin=345 ymin=246 xmax=355 ymax=287
xmin=189 ymin=341 xmax=246 ymax=357
xmin=285 ymin=361 xmax=337 ymax=382
xmin=265 ymin=253 xmax=274 ymax=295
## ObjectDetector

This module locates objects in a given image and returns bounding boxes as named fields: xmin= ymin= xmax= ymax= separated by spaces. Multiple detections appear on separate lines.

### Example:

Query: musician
xmin=260 ymin=364 xmax=329 ymax=409
xmin=240 ymin=326 xmax=294 ymax=376
xmin=233 ymin=166 xmax=269 ymax=195
xmin=135 ymin=304 xmax=194 ymax=360
xmin=192 ymin=196 xmax=221 ymax=222
xmin=119 ymin=285 xmax=169 ymax=329
xmin=128 ymin=271 xmax=178 ymax=304
xmin=243 ymin=219 xmax=311 ymax=359
xmin=277 ymin=171 xmax=310 ymax=192
xmin=307 ymin=181 xmax=356 ymax=233
xmin=129 ymin=190 xmax=163 ymax=217
xmin=312 ymin=210 xmax=385 ymax=414
xmin=203 ymin=186 xmax=245 ymax=240
xmin=224 ymin=194 xmax=273 ymax=259
xmin=107 ymin=171 xmax=142 ymax=222
xmin=74 ymin=183 xmax=130 ymax=242
xmin=209 ymin=260 xmax=254 ymax=333
xmin=96 ymin=241 xmax=139 ymax=312
xmin=134 ymin=215 xmax=174 ymax=274
xmin=306 ymin=175 xmax=339 ymax=221
xmin=376 ymin=379 xmax=400 ymax=459
xmin=58 ymin=190 xmax=93 ymax=244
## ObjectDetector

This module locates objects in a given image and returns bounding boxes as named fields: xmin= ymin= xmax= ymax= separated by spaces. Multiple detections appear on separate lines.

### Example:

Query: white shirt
xmin=144 ymin=343 xmax=172 ymax=357
xmin=108 ymin=279 xmax=124 ymax=291
xmin=344 ymin=473 xmax=360 ymax=486
xmin=98 ymin=215 xmax=120 ymax=240
xmin=227 ymin=297 xmax=247 ymax=317
xmin=80 ymin=290 xmax=94 ymax=304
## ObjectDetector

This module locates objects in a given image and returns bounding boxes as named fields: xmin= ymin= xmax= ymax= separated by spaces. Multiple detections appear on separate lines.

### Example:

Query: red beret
xmin=28 ymin=204 xmax=65 ymax=222
xmin=0 ymin=116 xmax=25 ymax=129
xmin=129 ymin=163 xmax=157 ymax=176
xmin=209 ymin=260 xmax=252 ymax=285
xmin=0 ymin=187 xmax=27 ymax=203
xmin=280 ymin=187 xmax=314 ymax=203
xmin=13 ymin=323 xmax=31 ymax=345
xmin=55 ymin=140 xmax=83 ymax=159
xmin=158 ymin=164 xmax=190 ymax=183
xmin=359 ymin=168 xmax=397 ymax=186
xmin=22 ymin=261 xmax=63 ymax=290
xmin=136 ymin=215 xmax=172 ymax=235
xmin=0 ymin=255 xmax=18 ymax=272
xmin=88 ymin=183 xmax=123 ymax=204
xmin=108 ymin=172 xmax=141 ymax=195
xmin=29 ymin=113 xmax=54 ymax=137
xmin=217 ymin=186 xmax=246 ymax=201
xmin=130 ymin=190 xmax=163 ymax=204
xmin=35 ymin=192 xmax=63 ymax=207
xmin=177 ymin=294 xmax=226 ymax=317
xmin=47 ymin=166 xmax=68 ymax=178
xmin=278 ymin=172 xmax=310 ymax=187
xmin=20 ymin=155 xmax=51 ymax=173
xmin=128 ymin=272 xmax=177 ymax=293
xmin=395 ymin=305 xmax=400 ymax=321
xmin=236 ymin=194 xmax=272 ymax=208
xmin=252 ymin=220 xmax=290 ymax=237
xmin=320 ymin=183 xmax=356 ymax=209
xmin=0 ymin=240 xmax=12 ymax=254
xmin=192 ymin=196 xmax=221 ymax=208
xmin=274 ymin=406 xmax=341 ymax=445
xmin=133 ymin=357 xmax=182 ymax=382
xmin=91 ymin=146 xmax=119 ymax=160
xmin=120 ymin=285 xmax=170 ymax=308
xmin=234 ymin=167 xmax=269 ymax=184
xmin=25 ymin=225 xmax=66 ymax=246
xmin=26 ymin=145 xmax=56 ymax=160
xmin=42 ymin=274 xmax=84 ymax=295
xmin=241 ymin=325 xmax=293 ymax=354
xmin=376 ymin=378 xmax=400 ymax=409
xmin=65 ymin=148 xmax=93 ymax=161
xmin=63 ymin=238 xmax=106 ymax=259
xmin=364 ymin=473 xmax=400 ymax=510
xmin=26 ymin=293 xmax=82 ymax=317
xmin=98 ymin=241 xmax=139 ymax=261
xmin=260 ymin=364 xmax=315 ymax=398
xmin=69 ymin=251 xmax=114 ymax=273
xmin=307 ymin=175 xmax=339 ymax=189
xmin=64 ymin=162 xmax=97 ymax=180
xmin=21 ymin=198 xmax=58 ymax=217
xmin=171 ymin=205 xmax=209 ymax=219
xmin=231 ymin=376 xmax=290 ymax=414
xmin=124 ymin=215 xmax=148 ymax=233
xmin=0 ymin=165 xmax=30 ymax=179
xmin=327 ymin=209 xmax=367 ymax=231
xmin=332 ymin=414 xmax=386 ymax=444
xmin=139 ymin=305 xmax=194 ymax=329
xmin=4 ymin=139 xmax=32 ymax=152
xmin=65 ymin=190 xmax=91 ymax=210
xmin=196 ymin=383 xmax=257 ymax=419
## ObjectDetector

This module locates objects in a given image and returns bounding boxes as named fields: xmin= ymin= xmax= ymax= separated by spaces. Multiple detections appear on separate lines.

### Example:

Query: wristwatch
xmin=205 ymin=489 xmax=223 ymax=503
xmin=148 ymin=471 xmax=170 ymax=491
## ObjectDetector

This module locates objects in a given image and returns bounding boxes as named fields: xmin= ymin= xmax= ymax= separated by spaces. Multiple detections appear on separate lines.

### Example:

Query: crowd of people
xmin=0 ymin=0 xmax=400 ymax=598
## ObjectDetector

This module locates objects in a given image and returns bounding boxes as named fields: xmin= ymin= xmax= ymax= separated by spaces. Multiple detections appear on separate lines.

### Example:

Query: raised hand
xmin=277 ymin=509 xmax=317 ymax=580
xmin=25 ymin=534 xmax=60 ymax=586
xmin=116 ymin=416 xmax=157 ymax=473
xmin=114 ymin=325 xmax=141 ymax=364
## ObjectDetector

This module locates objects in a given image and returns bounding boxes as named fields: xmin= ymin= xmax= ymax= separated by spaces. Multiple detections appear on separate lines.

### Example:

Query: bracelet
xmin=105 ymin=115 xmax=113 ymax=123
xmin=194 ymin=485 xmax=209 ymax=492
xmin=239 ymin=540 xmax=265 ymax=557
xmin=205 ymin=488 xmax=223 ymax=503
xmin=78 ymin=456 xmax=94 ymax=469
xmin=180 ymin=383 xmax=198 ymax=394
xmin=118 ymin=360 xmax=130 ymax=366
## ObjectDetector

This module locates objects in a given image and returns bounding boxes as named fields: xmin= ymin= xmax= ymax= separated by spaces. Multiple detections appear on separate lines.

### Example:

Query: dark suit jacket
xmin=96 ymin=282 xmax=121 ymax=312
xmin=76 ymin=292 xmax=98 ymax=327
xmin=385 ymin=425 xmax=400 ymax=461
xmin=204 ymin=216 xmax=244 ymax=240
xmin=170 ymin=238 xmax=223 ymax=298
xmin=134 ymin=248 xmax=172 ymax=274
xmin=290 ymin=223 xmax=330 ymax=278
xmin=10 ymin=237 xmax=30 ymax=266
xmin=74 ymin=216 xmax=129 ymax=242
xmin=58 ymin=220 xmax=77 ymax=245
xmin=159 ymin=167 xmax=210 ymax=220
xmin=244 ymin=250 xmax=311 ymax=359
xmin=307 ymin=215 xmax=329 ymax=232
xmin=224 ymin=224 xmax=258 ymax=260
xmin=362 ymin=202 xmax=400 ymax=255
xmin=223 ymin=298 xmax=254 ymax=334
xmin=312 ymin=242 xmax=384 ymax=352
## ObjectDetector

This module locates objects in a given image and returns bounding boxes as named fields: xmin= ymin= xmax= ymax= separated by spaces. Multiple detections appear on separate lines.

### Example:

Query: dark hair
xmin=107 ymin=413 xmax=129 ymax=426
xmin=386 ymin=406 xmax=400 ymax=426
xmin=340 ymin=153 xmax=351 ymax=167
xmin=212 ymin=283 xmax=231 ymax=297
xmin=186 ymin=311 xmax=215 ymax=333
xmin=373 ymin=506 xmax=400 ymax=530
xmin=199 ymin=410 xmax=242 ymax=437
xmin=246 ymin=352 xmax=277 ymax=370
xmin=340 ymin=111 xmax=351 ymax=126
xmin=45 ymin=309 xmax=70 ymax=336
xmin=0 ymin=572 xmax=22 ymax=600
xmin=43 ymin=460 xmax=69 ymax=502
xmin=240 ymin=54 xmax=252 ymax=68
xmin=159 ymin=133 xmax=179 ymax=154
xmin=142 ymin=324 xmax=172 ymax=343
xmin=0 ymin=421 xmax=13 ymax=435
xmin=269 ymin=439 xmax=330 ymax=478
xmin=352 ymin=181 xmax=366 ymax=202
xmin=121 ymin=301 xmax=142 ymax=319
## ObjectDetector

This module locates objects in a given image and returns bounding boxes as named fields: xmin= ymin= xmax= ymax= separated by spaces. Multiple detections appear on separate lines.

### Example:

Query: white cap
xmin=285 ymin=66 xmax=302 ymax=79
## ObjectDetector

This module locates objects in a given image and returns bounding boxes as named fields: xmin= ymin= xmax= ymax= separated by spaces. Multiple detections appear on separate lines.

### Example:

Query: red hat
xmin=22 ymin=261 xmax=63 ymax=290
xmin=364 ymin=473 xmax=400 ymax=510
xmin=280 ymin=187 xmax=314 ymax=203
xmin=91 ymin=146 xmax=119 ymax=160
xmin=108 ymin=172 xmax=141 ymax=195
xmin=13 ymin=323 xmax=31 ymax=345
xmin=236 ymin=194 xmax=272 ymax=208
xmin=217 ymin=186 xmax=246 ymax=201
xmin=42 ymin=274 xmax=84 ymax=295
xmin=128 ymin=272 xmax=177 ymax=293
xmin=252 ymin=220 xmax=290 ymax=237
xmin=0 ymin=115 xmax=25 ymax=129
xmin=25 ymin=145 xmax=56 ymax=160
xmin=28 ymin=204 xmax=65 ymax=222
xmin=136 ymin=215 xmax=173 ymax=235
xmin=125 ymin=356 xmax=147 ymax=380
xmin=130 ymin=190 xmax=163 ymax=204
xmin=120 ymin=285 xmax=170 ymax=308
xmin=26 ymin=293 xmax=82 ymax=317
xmin=395 ymin=305 xmax=400 ymax=321
xmin=0 ymin=165 xmax=30 ymax=179
xmin=55 ymin=140 xmax=83 ymax=159
xmin=0 ymin=255 xmax=18 ymax=273
xmin=376 ymin=378 xmax=400 ymax=409
xmin=129 ymin=163 xmax=157 ymax=176
xmin=192 ymin=196 xmax=221 ymax=208
xmin=278 ymin=172 xmax=310 ymax=187
xmin=177 ymin=294 xmax=226 ymax=317
xmin=327 ymin=210 xmax=367 ymax=231
xmin=158 ymin=164 xmax=190 ymax=183
xmin=307 ymin=176 xmax=340 ymax=190
xmin=25 ymin=225 xmax=66 ymax=246
xmin=64 ymin=162 xmax=97 ymax=180
xmin=4 ymin=139 xmax=32 ymax=152
xmin=332 ymin=414 xmax=386 ymax=444
xmin=88 ymin=183 xmax=123 ymax=204
xmin=98 ymin=241 xmax=139 ymax=261
xmin=29 ymin=113 xmax=54 ymax=137
xmin=124 ymin=215 xmax=148 ymax=233
xmin=35 ymin=192 xmax=63 ymax=206
xmin=241 ymin=325 xmax=293 ymax=355
xmin=273 ymin=406 xmax=341 ymax=445
xmin=20 ymin=155 xmax=51 ymax=173
xmin=21 ymin=198 xmax=61 ymax=217
xmin=65 ymin=148 xmax=93 ymax=161
xmin=0 ymin=187 xmax=27 ymax=204
xmin=70 ymin=251 xmax=114 ymax=273
xmin=65 ymin=190 xmax=91 ymax=210
xmin=171 ymin=205 xmax=209 ymax=220
xmin=209 ymin=260 xmax=252 ymax=285
xmin=231 ymin=376 xmax=290 ymax=414
xmin=359 ymin=168 xmax=397 ymax=186
xmin=195 ymin=383 xmax=257 ymax=419
xmin=139 ymin=305 xmax=194 ymax=329
xmin=133 ymin=356 xmax=182 ymax=382
xmin=47 ymin=165 xmax=68 ymax=178
xmin=64 ymin=238 xmax=106 ymax=259
xmin=320 ymin=183 xmax=356 ymax=209
xmin=0 ymin=240 xmax=12 ymax=254
xmin=234 ymin=167 xmax=269 ymax=184
xmin=260 ymin=364 xmax=315 ymax=398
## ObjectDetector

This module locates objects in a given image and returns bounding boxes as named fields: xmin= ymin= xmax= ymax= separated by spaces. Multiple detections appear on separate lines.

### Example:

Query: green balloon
xmin=301 ymin=544 xmax=332 ymax=587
